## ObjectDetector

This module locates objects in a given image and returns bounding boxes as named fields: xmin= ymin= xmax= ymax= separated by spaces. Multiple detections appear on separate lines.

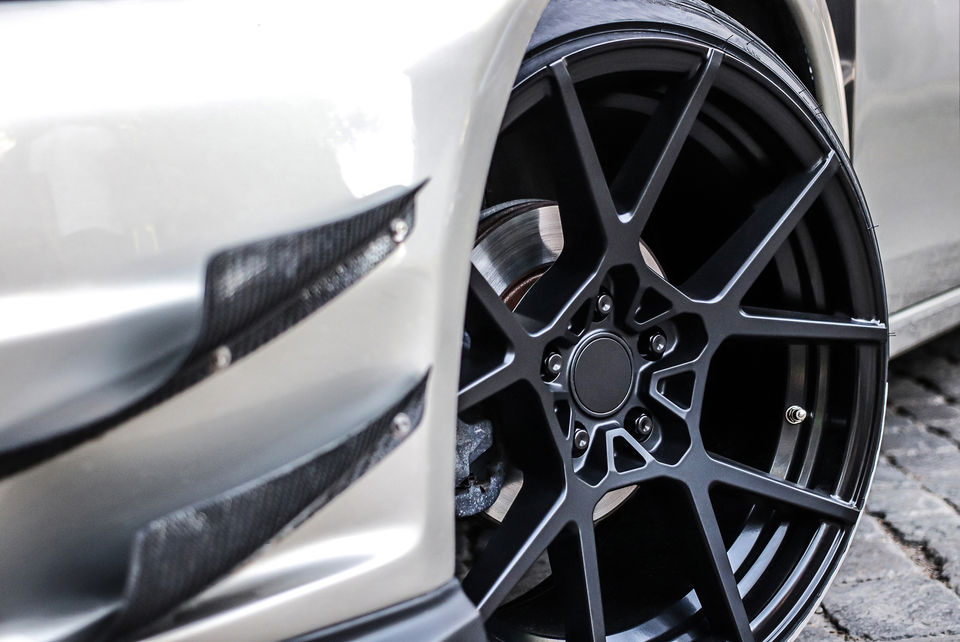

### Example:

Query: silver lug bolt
xmin=785 ymin=405 xmax=808 ymax=425
xmin=597 ymin=294 xmax=613 ymax=316
xmin=573 ymin=428 xmax=590 ymax=451
xmin=634 ymin=413 xmax=654 ymax=439
xmin=391 ymin=412 xmax=412 ymax=438
xmin=544 ymin=352 xmax=563 ymax=377
xmin=649 ymin=333 xmax=667 ymax=356
xmin=390 ymin=218 xmax=409 ymax=243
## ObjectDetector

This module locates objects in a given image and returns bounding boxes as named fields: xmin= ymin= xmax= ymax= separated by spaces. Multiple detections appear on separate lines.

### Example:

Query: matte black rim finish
xmin=458 ymin=34 xmax=886 ymax=642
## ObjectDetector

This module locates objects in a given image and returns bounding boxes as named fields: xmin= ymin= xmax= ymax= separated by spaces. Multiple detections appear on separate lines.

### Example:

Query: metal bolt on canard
xmin=390 ymin=218 xmax=409 ymax=243
xmin=211 ymin=345 xmax=232 ymax=371
xmin=391 ymin=412 xmax=412 ymax=438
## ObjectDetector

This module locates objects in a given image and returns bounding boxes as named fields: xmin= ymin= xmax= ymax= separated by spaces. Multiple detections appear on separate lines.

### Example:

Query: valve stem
xmin=785 ymin=405 xmax=808 ymax=425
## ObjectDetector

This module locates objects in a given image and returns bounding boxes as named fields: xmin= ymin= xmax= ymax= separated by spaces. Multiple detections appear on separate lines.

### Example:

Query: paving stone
xmin=901 ymin=401 xmax=960 ymax=431
xmin=797 ymin=611 xmax=847 ymax=641
xmin=872 ymin=502 xmax=958 ymax=545
xmin=916 ymin=477 xmax=960 ymax=513
xmin=889 ymin=377 xmax=939 ymax=404
xmin=896 ymin=391 xmax=947 ymax=413
xmin=822 ymin=573 xmax=960 ymax=639
xmin=884 ymin=411 xmax=925 ymax=433
xmin=871 ymin=457 xmax=912 ymax=487
xmin=933 ymin=422 xmax=960 ymax=446
xmin=949 ymin=558 xmax=960 ymax=599
xmin=890 ymin=452 xmax=960 ymax=509
xmin=869 ymin=477 xmax=956 ymax=519
xmin=883 ymin=427 xmax=956 ymax=455
xmin=889 ymin=510 xmax=960 ymax=597
xmin=834 ymin=517 xmax=915 ymax=583
xmin=893 ymin=449 xmax=960 ymax=482
xmin=855 ymin=514 xmax=887 ymax=539
xmin=923 ymin=358 xmax=960 ymax=400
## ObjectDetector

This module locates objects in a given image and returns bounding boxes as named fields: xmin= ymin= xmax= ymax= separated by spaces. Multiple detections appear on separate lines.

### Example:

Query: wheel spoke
xmin=683 ymin=152 xmax=840 ymax=302
xmin=602 ymin=429 xmax=661 ymax=490
xmin=648 ymin=340 xmax=713 ymax=423
xmin=625 ymin=265 xmax=693 ymax=335
xmin=535 ymin=385 xmax=575 ymax=454
xmin=511 ymin=58 xmax=619 ymax=328
xmin=611 ymin=49 xmax=723 ymax=231
xmin=732 ymin=307 xmax=887 ymax=343
xmin=460 ymin=266 xmax=533 ymax=410
xmin=466 ymin=264 xmax=532 ymax=347
xmin=710 ymin=456 xmax=860 ymax=525
xmin=515 ymin=262 xmax=605 ymax=340
xmin=688 ymin=486 xmax=755 ymax=641
xmin=462 ymin=488 xmax=565 ymax=617
xmin=625 ymin=298 xmax=673 ymax=335
xmin=548 ymin=520 xmax=606 ymax=642
xmin=650 ymin=363 xmax=699 ymax=420
xmin=548 ymin=58 xmax=619 ymax=242
xmin=459 ymin=361 xmax=520 ymax=411
xmin=640 ymin=263 xmax=695 ymax=310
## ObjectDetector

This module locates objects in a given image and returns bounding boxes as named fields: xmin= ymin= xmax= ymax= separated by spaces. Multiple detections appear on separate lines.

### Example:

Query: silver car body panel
xmin=0 ymin=0 xmax=546 ymax=639
xmin=853 ymin=0 xmax=960 ymax=354
xmin=0 ymin=0 xmax=956 ymax=640
xmin=890 ymin=286 xmax=960 ymax=356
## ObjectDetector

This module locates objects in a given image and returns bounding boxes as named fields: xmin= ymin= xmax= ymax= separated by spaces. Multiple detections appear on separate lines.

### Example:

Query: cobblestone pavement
xmin=800 ymin=330 xmax=960 ymax=640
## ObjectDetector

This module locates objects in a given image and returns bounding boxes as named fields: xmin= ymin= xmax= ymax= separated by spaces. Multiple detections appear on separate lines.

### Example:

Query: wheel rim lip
xmin=463 ymin=31 xmax=888 ymax=641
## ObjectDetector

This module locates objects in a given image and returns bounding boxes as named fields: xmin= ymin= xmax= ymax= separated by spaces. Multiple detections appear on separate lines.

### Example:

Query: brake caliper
xmin=455 ymin=418 xmax=505 ymax=517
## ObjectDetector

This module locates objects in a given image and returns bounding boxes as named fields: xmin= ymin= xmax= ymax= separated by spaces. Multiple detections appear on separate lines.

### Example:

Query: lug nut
xmin=573 ymin=428 xmax=590 ymax=452
xmin=544 ymin=352 xmax=563 ymax=378
xmin=648 ymin=332 xmax=667 ymax=356
xmin=597 ymin=294 xmax=613 ymax=316
xmin=634 ymin=413 xmax=654 ymax=439
xmin=785 ymin=405 xmax=808 ymax=425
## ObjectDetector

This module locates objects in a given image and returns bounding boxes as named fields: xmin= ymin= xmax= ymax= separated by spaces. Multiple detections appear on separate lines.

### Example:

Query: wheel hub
xmin=570 ymin=333 xmax=633 ymax=417
xmin=472 ymin=200 xmax=666 ymax=524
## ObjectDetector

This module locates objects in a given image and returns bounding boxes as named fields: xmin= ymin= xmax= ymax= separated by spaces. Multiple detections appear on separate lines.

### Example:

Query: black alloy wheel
xmin=456 ymin=2 xmax=888 ymax=641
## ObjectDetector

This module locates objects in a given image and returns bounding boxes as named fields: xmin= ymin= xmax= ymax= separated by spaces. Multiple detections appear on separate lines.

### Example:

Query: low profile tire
xmin=456 ymin=1 xmax=888 ymax=641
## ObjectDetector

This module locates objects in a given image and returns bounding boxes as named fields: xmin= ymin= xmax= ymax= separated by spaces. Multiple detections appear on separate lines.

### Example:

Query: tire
xmin=456 ymin=2 xmax=888 ymax=640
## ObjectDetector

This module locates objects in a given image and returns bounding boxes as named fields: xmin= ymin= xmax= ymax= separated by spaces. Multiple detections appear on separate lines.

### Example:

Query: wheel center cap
xmin=570 ymin=333 xmax=633 ymax=417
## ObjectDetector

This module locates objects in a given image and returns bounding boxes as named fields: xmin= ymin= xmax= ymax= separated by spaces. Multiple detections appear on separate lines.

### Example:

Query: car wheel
xmin=456 ymin=1 xmax=888 ymax=640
